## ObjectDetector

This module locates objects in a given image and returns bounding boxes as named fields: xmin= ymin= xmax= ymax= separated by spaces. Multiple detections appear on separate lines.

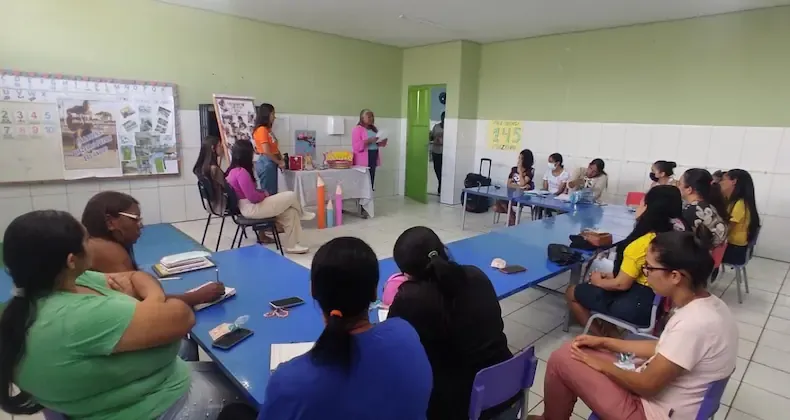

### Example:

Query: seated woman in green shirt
xmin=0 ymin=210 xmax=249 ymax=420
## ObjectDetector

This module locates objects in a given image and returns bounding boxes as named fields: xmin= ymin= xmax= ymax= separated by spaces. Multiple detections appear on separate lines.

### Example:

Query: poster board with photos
xmin=0 ymin=69 xmax=179 ymax=183
xmin=212 ymin=94 xmax=256 ymax=160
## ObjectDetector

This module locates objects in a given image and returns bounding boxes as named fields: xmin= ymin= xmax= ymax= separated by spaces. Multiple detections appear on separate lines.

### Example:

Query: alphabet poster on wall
xmin=487 ymin=120 xmax=523 ymax=151
xmin=213 ymin=94 xmax=256 ymax=159
xmin=0 ymin=70 xmax=180 ymax=183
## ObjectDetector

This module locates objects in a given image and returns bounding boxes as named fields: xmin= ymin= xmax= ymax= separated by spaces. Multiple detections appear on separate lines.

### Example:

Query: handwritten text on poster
xmin=487 ymin=120 xmax=522 ymax=151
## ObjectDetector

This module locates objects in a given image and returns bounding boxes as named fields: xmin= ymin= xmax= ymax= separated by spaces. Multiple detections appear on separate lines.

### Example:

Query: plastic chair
xmin=197 ymin=176 xmax=228 ymax=252
xmin=588 ymin=375 xmax=730 ymax=420
xmin=468 ymin=346 xmax=538 ymax=420
xmin=43 ymin=409 xmax=68 ymax=420
xmin=625 ymin=192 xmax=645 ymax=207
xmin=583 ymin=294 xmax=662 ymax=337
xmin=221 ymin=181 xmax=283 ymax=255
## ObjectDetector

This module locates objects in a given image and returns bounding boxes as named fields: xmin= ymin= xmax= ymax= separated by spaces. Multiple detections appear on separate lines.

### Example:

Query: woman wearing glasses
xmin=81 ymin=191 xmax=225 ymax=361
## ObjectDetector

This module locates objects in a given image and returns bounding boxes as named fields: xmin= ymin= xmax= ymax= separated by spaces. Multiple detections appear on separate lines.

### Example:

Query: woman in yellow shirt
xmin=719 ymin=169 xmax=761 ymax=265
xmin=566 ymin=185 xmax=687 ymax=336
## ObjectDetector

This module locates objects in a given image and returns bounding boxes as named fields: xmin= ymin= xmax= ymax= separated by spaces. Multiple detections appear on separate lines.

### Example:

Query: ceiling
xmin=159 ymin=0 xmax=790 ymax=47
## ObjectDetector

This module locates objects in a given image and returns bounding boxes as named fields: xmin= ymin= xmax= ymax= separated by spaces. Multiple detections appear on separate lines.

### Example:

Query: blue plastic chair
xmin=43 ymin=409 xmax=68 ymax=420
xmin=583 ymin=294 xmax=662 ymax=337
xmin=587 ymin=375 xmax=730 ymax=420
xmin=468 ymin=346 xmax=538 ymax=420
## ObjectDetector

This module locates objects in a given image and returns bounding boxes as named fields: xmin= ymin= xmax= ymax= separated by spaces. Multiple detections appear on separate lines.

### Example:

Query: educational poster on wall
xmin=487 ymin=120 xmax=523 ymax=151
xmin=0 ymin=70 xmax=180 ymax=183
xmin=295 ymin=130 xmax=317 ymax=161
xmin=213 ymin=94 xmax=256 ymax=159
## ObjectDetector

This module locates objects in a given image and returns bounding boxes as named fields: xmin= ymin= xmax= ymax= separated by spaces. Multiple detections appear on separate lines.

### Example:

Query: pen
xmin=216 ymin=268 xmax=219 ymax=282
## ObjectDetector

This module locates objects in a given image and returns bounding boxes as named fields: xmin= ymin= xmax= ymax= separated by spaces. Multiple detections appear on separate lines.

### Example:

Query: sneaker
xmin=301 ymin=211 xmax=316 ymax=221
xmin=285 ymin=244 xmax=309 ymax=254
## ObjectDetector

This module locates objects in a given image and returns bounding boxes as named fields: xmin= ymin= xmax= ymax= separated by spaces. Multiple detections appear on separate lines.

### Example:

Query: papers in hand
xmin=271 ymin=342 xmax=314 ymax=371
xmin=378 ymin=309 xmax=389 ymax=322
xmin=187 ymin=282 xmax=236 ymax=311
xmin=376 ymin=129 xmax=389 ymax=141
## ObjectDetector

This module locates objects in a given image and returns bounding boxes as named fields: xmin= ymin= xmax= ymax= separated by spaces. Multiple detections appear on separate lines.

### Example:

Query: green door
xmin=405 ymin=86 xmax=430 ymax=203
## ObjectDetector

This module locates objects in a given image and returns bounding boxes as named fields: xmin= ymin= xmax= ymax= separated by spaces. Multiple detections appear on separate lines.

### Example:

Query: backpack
xmin=382 ymin=273 xmax=409 ymax=306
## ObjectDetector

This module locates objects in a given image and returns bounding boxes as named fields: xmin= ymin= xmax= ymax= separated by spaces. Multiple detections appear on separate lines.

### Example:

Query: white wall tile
xmin=0 ymin=185 xmax=31 ymax=198
xmin=648 ymin=125 xmax=681 ymax=163
xmin=131 ymin=188 xmax=162 ymax=224
xmin=755 ymin=215 xmax=790 ymax=261
xmin=184 ymin=184 xmax=209 ymax=221
xmin=179 ymin=110 xmax=201 ymax=149
xmin=66 ymin=191 xmax=95 ymax=217
xmin=766 ymin=174 xmax=790 ymax=217
xmin=556 ymin=122 xmax=579 ymax=155
xmin=158 ymin=185 xmax=187 ymax=223
xmin=622 ymin=124 xmax=652 ymax=163
xmin=65 ymin=180 xmax=100 ymax=194
xmin=32 ymin=194 xmax=70 ymax=212
xmin=676 ymin=125 xmax=711 ymax=167
xmin=0 ymin=197 xmax=33 ymax=234
xmin=617 ymin=161 xmax=651 ymax=195
xmin=523 ymin=121 xmax=557 ymax=155
xmin=707 ymin=126 xmax=746 ymax=169
xmin=774 ymin=128 xmax=790 ymax=174
xmin=98 ymin=178 xmax=131 ymax=192
xmin=742 ymin=127 xmax=783 ymax=172
xmin=577 ymin=123 xmax=602 ymax=159
xmin=29 ymin=182 xmax=67 ymax=196
xmin=598 ymin=123 xmax=626 ymax=160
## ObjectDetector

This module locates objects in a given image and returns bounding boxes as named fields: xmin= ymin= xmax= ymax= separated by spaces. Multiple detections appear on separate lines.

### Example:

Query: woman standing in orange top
xmin=253 ymin=103 xmax=285 ymax=195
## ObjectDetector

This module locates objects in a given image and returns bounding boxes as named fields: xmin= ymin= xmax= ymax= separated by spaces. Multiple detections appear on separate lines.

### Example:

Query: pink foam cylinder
xmin=334 ymin=184 xmax=343 ymax=226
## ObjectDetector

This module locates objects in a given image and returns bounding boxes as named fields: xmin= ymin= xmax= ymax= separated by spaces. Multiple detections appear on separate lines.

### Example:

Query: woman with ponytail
xmin=388 ymin=226 xmax=516 ymax=419
xmin=1 ymin=211 xmax=247 ymax=419
xmin=679 ymin=168 xmax=729 ymax=247
xmin=259 ymin=237 xmax=431 ymax=420
xmin=530 ymin=229 xmax=737 ymax=420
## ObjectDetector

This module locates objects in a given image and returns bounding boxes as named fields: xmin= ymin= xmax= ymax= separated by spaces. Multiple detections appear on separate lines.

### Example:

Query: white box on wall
xmin=327 ymin=117 xmax=345 ymax=135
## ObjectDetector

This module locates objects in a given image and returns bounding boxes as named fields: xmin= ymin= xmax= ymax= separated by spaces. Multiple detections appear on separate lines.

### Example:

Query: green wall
xmin=477 ymin=7 xmax=790 ymax=126
xmin=401 ymin=42 xmax=463 ymax=117
xmin=0 ymin=0 xmax=403 ymax=116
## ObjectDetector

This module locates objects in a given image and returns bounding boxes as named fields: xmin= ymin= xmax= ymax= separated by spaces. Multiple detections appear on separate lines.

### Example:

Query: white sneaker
xmin=285 ymin=244 xmax=309 ymax=254
xmin=301 ymin=211 xmax=316 ymax=221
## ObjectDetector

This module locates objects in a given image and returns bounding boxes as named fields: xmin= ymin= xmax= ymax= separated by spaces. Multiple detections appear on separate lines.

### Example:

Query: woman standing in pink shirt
xmin=530 ymin=229 xmax=737 ymax=420
xmin=225 ymin=141 xmax=314 ymax=254
xmin=352 ymin=109 xmax=388 ymax=192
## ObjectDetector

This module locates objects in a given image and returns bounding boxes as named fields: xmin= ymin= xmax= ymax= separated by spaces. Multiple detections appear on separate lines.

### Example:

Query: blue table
xmin=0 ymin=223 xmax=204 ymax=302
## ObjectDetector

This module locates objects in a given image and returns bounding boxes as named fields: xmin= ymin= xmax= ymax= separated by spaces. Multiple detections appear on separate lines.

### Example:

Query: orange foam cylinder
xmin=316 ymin=175 xmax=326 ymax=229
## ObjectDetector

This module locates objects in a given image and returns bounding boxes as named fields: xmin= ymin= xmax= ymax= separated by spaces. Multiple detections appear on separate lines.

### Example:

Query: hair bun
xmin=669 ymin=161 xmax=677 ymax=168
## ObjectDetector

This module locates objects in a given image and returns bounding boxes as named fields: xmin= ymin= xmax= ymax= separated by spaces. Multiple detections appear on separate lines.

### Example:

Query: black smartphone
xmin=270 ymin=296 xmax=306 ymax=309
xmin=212 ymin=328 xmax=253 ymax=350
xmin=499 ymin=265 xmax=527 ymax=274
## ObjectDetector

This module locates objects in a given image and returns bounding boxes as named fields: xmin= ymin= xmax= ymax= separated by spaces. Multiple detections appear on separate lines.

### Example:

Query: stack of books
xmin=153 ymin=251 xmax=215 ymax=277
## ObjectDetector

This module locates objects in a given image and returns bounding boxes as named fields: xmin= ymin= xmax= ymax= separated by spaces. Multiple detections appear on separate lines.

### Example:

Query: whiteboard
xmin=0 ymin=70 xmax=179 ymax=183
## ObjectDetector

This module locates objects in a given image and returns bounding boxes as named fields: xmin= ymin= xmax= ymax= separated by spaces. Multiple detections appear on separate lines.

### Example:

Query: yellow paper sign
xmin=487 ymin=120 xmax=522 ymax=151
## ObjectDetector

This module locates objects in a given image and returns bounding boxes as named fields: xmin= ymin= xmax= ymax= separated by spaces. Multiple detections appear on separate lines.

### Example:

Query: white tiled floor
xmin=14 ymin=197 xmax=781 ymax=420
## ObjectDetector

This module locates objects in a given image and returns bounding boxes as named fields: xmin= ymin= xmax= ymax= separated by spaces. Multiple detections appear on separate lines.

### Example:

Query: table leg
xmin=563 ymin=263 xmax=583 ymax=332
xmin=506 ymin=200 xmax=513 ymax=227
xmin=461 ymin=191 xmax=468 ymax=230
xmin=516 ymin=203 xmax=523 ymax=225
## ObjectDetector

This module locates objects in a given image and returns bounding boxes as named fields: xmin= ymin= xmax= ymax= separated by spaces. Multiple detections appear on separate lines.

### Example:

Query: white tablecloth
xmin=278 ymin=166 xmax=375 ymax=217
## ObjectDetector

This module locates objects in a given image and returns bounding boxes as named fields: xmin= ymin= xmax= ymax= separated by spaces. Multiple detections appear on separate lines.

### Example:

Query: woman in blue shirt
xmin=259 ymin=237 xmax=433 ymax=420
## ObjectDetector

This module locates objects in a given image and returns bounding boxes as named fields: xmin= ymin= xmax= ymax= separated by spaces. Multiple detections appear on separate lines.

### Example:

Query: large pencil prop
xmin=326 ymin=199 xmax=335 ymax=228
xmin=334 ymin=184 xmax=343 ymax=226
xmin=317 ymin=175 xmax=326 ymax=229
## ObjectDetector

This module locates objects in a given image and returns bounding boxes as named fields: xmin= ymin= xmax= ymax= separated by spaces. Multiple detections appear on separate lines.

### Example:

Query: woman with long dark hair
xmin=259 ymin=237 xmax=432 ymax=419
xmin=530 ymin=230 xmax=737 ymax=420
xmin=719 ymin=169 xmax=761 ymax=265
xmin=566 ymin=185 xmax=686 ymax=336
xmin=225 ymin=140 xmax=313 ymax=254
xmin=494 ymin=148 xmax=535 ymax=225
xmin=0 ymin=211 xmax=246 ymax=419
xmin=193 ymin=135 xmax=226 ymax=214
xmin=252 ymin=103 xmax=284 ymax=194
xmin=679 ymin=168 xmax=728 ymax=247
xmin=352 ymin=109 xmax=388 ymax=192
xmin=388 ymin=226 xmax=516 ymax=419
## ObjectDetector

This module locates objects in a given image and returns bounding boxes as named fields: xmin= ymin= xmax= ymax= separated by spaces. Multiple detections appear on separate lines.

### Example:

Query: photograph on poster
xmin=213 ymin=95 xmax=256 ymax=154
xmin=58 ymin=99 xmax=120 ymax=171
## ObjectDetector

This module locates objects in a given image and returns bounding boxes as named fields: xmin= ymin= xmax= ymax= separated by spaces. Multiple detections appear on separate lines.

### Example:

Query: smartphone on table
xmin=270 ymin=296 xmax=306 ymax=309
xmin=212 ymin=328 xmax=254 ymax=350
xmin=499 ymin=265 xmax=527 ymax=274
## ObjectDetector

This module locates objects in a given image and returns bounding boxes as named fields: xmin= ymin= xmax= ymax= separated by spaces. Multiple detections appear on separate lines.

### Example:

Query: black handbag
xmin=547 ymin=244 xmax=583 ymax=266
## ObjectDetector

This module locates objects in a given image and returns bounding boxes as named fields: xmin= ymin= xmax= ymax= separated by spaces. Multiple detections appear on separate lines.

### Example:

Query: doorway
xmin=406 ymin=84 xmax=445 ymax=204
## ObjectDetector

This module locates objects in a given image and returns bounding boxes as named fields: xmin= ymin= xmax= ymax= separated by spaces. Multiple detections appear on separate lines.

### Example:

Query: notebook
xmin=270 ymin=342 xmax=314 ymax=371
xmin=187 ymin=282 xmax=236 ymax=311
xmin=153 ymin=257 xmax=215 ymax=277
